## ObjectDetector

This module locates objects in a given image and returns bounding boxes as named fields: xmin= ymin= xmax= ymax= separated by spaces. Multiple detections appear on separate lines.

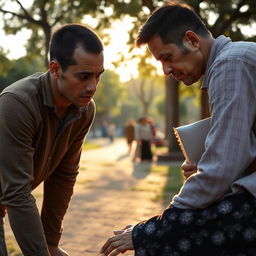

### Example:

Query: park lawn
xmin=6 ymin=238 xmax=22 ymax=256
xmin=82 ymin=141 xmax=102 ymax=151
xmin=161 ymin=165 xmax=184 ymax=205
xmin=150 ymin=164 xmax=184 ymax=205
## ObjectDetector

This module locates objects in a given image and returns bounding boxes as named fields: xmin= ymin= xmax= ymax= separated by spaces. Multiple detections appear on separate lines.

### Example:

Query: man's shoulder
xmin=217 ymin=40 xmax=256 ymax=64
xmin=1 ymin=72 xmax=45 ymax=98
xmin=0 ymin=72 xmax=47 ymax=115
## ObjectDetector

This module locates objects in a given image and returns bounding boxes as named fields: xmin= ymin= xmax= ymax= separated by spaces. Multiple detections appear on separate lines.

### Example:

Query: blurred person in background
xmin=108 ymin=123 xmax=116 ymax=143
xmin=135 ymin=117 xmax=153 ymax=162
xmin=124 ymin=119 xmax=136 ymax=154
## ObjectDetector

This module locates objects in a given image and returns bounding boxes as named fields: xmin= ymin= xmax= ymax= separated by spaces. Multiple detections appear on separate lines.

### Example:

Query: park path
xmin=60 ymin=137 xmax=168 ymax=255
xmin=6 ymin=138 xmax=181 ymax=256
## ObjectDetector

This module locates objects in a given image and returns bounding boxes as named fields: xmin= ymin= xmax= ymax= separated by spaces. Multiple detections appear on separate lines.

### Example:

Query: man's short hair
xmin=50 ymin=24 xmax=103 ymax=71
xmin=136 ymin=1 xmax=210 ymax=47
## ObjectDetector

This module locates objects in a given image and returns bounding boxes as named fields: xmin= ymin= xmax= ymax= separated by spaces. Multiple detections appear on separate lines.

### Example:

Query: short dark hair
xmin=50 ymin=24 xmax=103 ymax=71
xmin=136 ymin=1 xmax=210 ymax=47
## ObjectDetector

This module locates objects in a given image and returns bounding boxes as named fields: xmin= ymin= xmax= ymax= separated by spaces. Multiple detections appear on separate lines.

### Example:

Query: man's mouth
xmin=171 ymin=73 xmax=183 ymax=81
xmin=80 ymin=94 xmax=93 ymax=98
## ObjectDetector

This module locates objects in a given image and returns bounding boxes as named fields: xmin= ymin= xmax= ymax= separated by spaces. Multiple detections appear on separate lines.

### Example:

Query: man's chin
xmin=182 ymin=76 xmax=199 ymax=86
xmin=183 ymin=80 xmax=194 ymax=86
xmin=172 ymin=76 xmax=194 ymax=86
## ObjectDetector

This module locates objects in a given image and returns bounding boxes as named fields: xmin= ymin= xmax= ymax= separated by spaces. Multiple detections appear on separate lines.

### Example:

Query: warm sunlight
xmin=0 ymin=14 xmax=156 ymax=82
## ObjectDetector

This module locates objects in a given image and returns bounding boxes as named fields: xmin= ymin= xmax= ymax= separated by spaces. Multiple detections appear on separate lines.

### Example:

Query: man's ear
xmin=183 ymin=31 xmax=200 ymax=52
xmin=49 ymin=60 xmax=61 ymax=79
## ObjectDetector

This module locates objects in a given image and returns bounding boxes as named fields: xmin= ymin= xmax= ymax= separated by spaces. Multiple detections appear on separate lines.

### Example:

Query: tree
xmin=93 ymin=69 xmax=125 ymax=124
xmin=0 ymin=54 xmax=44 ymax=92
xmin=0 ymin=0 xmax=162 ymax=68
xmin=0 ymin=0 xmax=112 ymax=67
xmin=127 ymin=52 xmax=163 ymax=117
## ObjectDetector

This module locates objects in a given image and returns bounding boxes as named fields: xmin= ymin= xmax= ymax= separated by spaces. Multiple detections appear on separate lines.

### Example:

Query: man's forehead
xmin=73 ymin=47 xmax=104 ymax=60
xmin=72 ymin=49 xmax=104 ymax=70
xmin=147 ymin=36 xmax=172 ymax=60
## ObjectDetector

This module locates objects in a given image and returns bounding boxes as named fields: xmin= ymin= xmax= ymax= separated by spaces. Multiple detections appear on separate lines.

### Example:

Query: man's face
xmin=55 ymin=46 xmax=104 ymax=107
xmin=147 ymin=34 xmax=204 ymax=86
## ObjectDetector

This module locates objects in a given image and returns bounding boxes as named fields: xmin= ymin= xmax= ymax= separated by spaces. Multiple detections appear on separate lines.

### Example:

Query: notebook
xmin=173 ymin=117 xmax=211 ymax=164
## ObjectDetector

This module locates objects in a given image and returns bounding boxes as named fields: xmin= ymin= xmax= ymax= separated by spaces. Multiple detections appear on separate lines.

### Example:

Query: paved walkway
xmin=6 ymin=138 xmax=181 ymax=256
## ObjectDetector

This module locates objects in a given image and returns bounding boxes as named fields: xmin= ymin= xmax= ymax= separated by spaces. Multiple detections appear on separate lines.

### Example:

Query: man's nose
xmin=86 ymin=78 xmax=97 ymax=92
xmin=162 ymin=63 xmax=173 ymax=76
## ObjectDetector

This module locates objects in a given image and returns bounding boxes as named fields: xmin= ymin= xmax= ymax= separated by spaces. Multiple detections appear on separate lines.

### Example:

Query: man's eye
xmin=96 ymin=73 xmax=102 ymax=79
xmin=163 ymin=55 xmax=172 ymax=61
xmin=78 ymin=75 xmax=89 ymax=80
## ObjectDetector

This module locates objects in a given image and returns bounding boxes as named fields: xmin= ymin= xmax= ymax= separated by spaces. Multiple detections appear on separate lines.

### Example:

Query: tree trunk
xmin=165 ymin=76 xmax=180 ymax=153
xmin=42 ymin=24 xmax=51 ymax=68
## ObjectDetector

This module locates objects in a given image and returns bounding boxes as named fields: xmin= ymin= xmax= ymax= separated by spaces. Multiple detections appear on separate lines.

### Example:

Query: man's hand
xmin=100 ymin=225 xmax=134 ymax=256
xmin=181 ymin=160 xmax=197 ymax=180
xmin=48 ymin=246 xmax=70 ymax=256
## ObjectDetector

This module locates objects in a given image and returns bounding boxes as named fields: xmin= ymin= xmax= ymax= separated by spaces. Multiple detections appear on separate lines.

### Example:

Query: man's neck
xmin=200 ymin=36 xmax=215 ymax=74
xmin=50 ymin=74 xmax=71 ymax=118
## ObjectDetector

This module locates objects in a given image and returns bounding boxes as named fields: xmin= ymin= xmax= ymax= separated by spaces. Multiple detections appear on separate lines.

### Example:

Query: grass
xmin=82 ymin=141 xmax=101 ymax=151
xmin=6 ymin=237 xmax=22 ymax=256
xmin=152 ymin=145 xmax=168 ymax=155
xmin=130 ymin=163 xmax=184 ymax=205
xmin=160 ymin=165 xmax=184 ymax=205
xmin=136 ymin=164 xmax=184 ymax=204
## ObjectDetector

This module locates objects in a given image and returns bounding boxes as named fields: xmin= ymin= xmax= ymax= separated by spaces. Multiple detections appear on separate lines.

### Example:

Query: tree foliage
xmin=94 ymin=70 xmax=125 ymax=120
xmin=127 ymin=52 xmax=164 ymax=117
xmin=1 ymin=0 xmax=256 ymax=70
xmin=0 ymin=55 xmax=44 ymax=92
xmin=189 ymin=0 xmax=256 ymax=40
xmin=1 ymin=0 xmax=256 ymax=132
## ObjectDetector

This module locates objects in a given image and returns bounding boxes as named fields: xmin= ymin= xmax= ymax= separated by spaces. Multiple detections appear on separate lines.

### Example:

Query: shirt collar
xmin=41 ymin=70 xmax=54 ymax=108
xmin=202 ymin=35 xmax=231 ymax=89
xmin=41 ymin=70 xmax=88 ymax=115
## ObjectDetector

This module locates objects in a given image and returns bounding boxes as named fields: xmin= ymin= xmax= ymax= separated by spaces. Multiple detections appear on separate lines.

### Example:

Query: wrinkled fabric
xmin=173 ymin=36 xmax=256 ymax=209
xmin=0 ymin=71 xmax=95 ymax=255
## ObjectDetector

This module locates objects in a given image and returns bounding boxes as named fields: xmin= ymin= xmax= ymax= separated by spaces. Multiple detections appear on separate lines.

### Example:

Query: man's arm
xmin=0 ymin=94 xmax=50 ymax=256
xmin=173 ymin=59 xmax=256 ymax=209
xmin=41 ymin=102 xmax=95 ymax=246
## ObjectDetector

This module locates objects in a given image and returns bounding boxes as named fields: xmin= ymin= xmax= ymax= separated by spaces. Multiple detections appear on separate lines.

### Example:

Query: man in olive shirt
xmin=0 ymin=24 xmax=104 ymax=256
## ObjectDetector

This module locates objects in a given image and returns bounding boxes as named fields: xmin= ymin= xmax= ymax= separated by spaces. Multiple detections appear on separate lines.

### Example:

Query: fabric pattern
xmin=133 ymin=191 xmax=256 ymax=256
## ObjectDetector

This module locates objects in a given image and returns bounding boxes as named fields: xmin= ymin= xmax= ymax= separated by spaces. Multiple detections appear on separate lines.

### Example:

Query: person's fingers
xmin=183 ymin=170 xmax=195 ymax=177
xmin=109 ymin=247 xmax=122 ymax=256
xmin=101 ymin=227 xmax=134 ymax=255
xmin=113 ymin=225 xmax=134 ymax=235
xmin=124 ymin=224 xmax=133 ymax=229
xmin=108 ymin=238 xmax=131 ymax=256
xmin=181 ymin=161 xmax=196 ymax=171
xmin=100 ymin=235 xmax=120 ymax=253
xmin=182 ymin=170 xmax=197 ymax=180
xmin=102 ymin=240 xmax=118 ymax=256
xmin=113 ymin=230 xmax=123 ymax=235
